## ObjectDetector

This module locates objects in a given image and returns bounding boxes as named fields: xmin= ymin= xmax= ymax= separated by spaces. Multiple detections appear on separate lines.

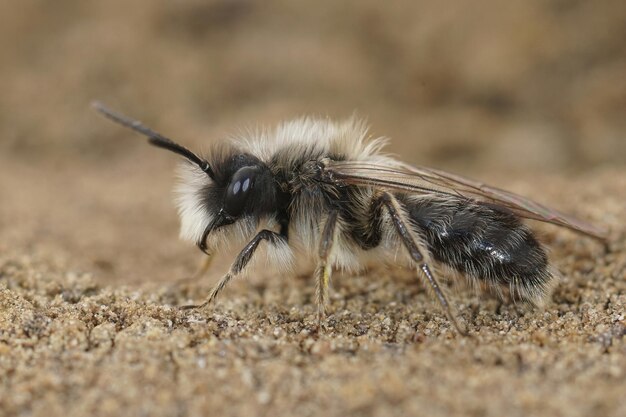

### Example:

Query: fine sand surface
xmin=1 ymin=2 xmax=625 ymax=417
xmin=1 ymin=157 xmax=624 ymax=417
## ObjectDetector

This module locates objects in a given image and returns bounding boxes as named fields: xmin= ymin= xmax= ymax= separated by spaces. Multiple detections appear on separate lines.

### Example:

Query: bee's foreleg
xmin=315 ymin=210 xmax=339 ymax=326
xmin=175 ymin=253 xmax=215 ymax=286
xmin=379 ymin=193 xmax=468 ymax=336
xmin=192 ymin=253 xmax=215 ymax=279
xmin=180 ymin=229 xmax=287 ymax=310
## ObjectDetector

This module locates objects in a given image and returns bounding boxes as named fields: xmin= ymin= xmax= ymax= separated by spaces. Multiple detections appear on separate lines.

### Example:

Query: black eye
xmin=224 ymin=166 xmax=258 ymax=217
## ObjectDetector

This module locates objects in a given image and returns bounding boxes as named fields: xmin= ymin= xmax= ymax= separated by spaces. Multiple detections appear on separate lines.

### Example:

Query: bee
xmin=93 ymin=102 xmax=607 ymax=335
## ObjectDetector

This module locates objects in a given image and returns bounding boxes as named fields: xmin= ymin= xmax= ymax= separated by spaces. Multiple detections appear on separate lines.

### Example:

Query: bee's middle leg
xmin=180 ymin=229 xmax=287 ymax=310
xmin=316 ymin=210 xmax=339 ymax=325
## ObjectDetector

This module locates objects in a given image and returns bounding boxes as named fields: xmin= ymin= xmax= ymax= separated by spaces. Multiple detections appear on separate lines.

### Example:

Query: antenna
xmin=92 ymin=101 xmax=214 ymax=178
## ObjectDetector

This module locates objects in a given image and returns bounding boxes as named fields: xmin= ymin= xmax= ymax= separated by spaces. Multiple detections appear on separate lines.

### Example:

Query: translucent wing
xmin=323 ymin=160 xmax=607 ymax=240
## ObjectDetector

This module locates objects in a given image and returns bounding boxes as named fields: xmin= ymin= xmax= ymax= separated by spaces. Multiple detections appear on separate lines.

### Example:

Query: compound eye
xmin=223 ymin=166 xmax=258 ymax=217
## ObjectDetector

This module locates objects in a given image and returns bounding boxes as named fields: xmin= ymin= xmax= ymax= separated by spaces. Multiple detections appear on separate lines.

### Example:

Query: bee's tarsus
xmin=420 ymin=263 xmax=469 ymax=336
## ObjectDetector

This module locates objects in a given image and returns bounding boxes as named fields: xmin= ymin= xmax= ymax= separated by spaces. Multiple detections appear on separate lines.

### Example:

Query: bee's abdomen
xmin=402 ymin=197 xmax=552 ymax=302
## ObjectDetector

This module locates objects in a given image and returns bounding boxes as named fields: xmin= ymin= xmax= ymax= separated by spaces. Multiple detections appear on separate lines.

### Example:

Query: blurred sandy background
xmin=0 ymin=1 xmax=624 ymax=417
xmin=1 ymin=0 xmax=625 ymax=282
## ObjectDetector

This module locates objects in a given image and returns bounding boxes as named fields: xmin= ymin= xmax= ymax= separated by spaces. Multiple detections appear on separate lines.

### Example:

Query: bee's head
xmin=178 ymin=149 xmax=279 ymax=254
xmin=93 ymin=102 xmax=279 ymax=254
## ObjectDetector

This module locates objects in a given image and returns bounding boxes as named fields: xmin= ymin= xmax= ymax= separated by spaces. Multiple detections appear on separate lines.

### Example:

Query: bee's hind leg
xmin=315 ymin=210 xmax=339 ymax=327
xmin=180 ymin=229 xmax=287 ymax=310
xmin=379 ymin=193 xmax=468 ymax=336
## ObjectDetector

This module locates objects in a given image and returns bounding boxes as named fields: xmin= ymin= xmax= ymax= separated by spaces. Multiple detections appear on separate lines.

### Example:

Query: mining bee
xmin=93 ymin=102 xmax=607 ymax=335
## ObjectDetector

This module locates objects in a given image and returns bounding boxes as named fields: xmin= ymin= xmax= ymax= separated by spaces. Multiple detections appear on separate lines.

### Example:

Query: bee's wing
xmin=324 ymin=160 xmax=607 ymax=240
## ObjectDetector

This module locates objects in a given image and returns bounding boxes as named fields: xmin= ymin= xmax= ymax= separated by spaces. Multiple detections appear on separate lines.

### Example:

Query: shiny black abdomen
xmin=400 ymin=196 xmax=550 ymax=301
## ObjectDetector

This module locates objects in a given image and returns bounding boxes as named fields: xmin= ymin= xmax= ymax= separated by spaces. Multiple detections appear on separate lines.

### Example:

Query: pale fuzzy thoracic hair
xmin=241 ymin=116 xmax=390 ymax=165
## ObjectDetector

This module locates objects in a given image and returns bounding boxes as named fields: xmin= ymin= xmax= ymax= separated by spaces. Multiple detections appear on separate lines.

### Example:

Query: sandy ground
xmin=1 ymin=2 xmax=625 ymax=417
